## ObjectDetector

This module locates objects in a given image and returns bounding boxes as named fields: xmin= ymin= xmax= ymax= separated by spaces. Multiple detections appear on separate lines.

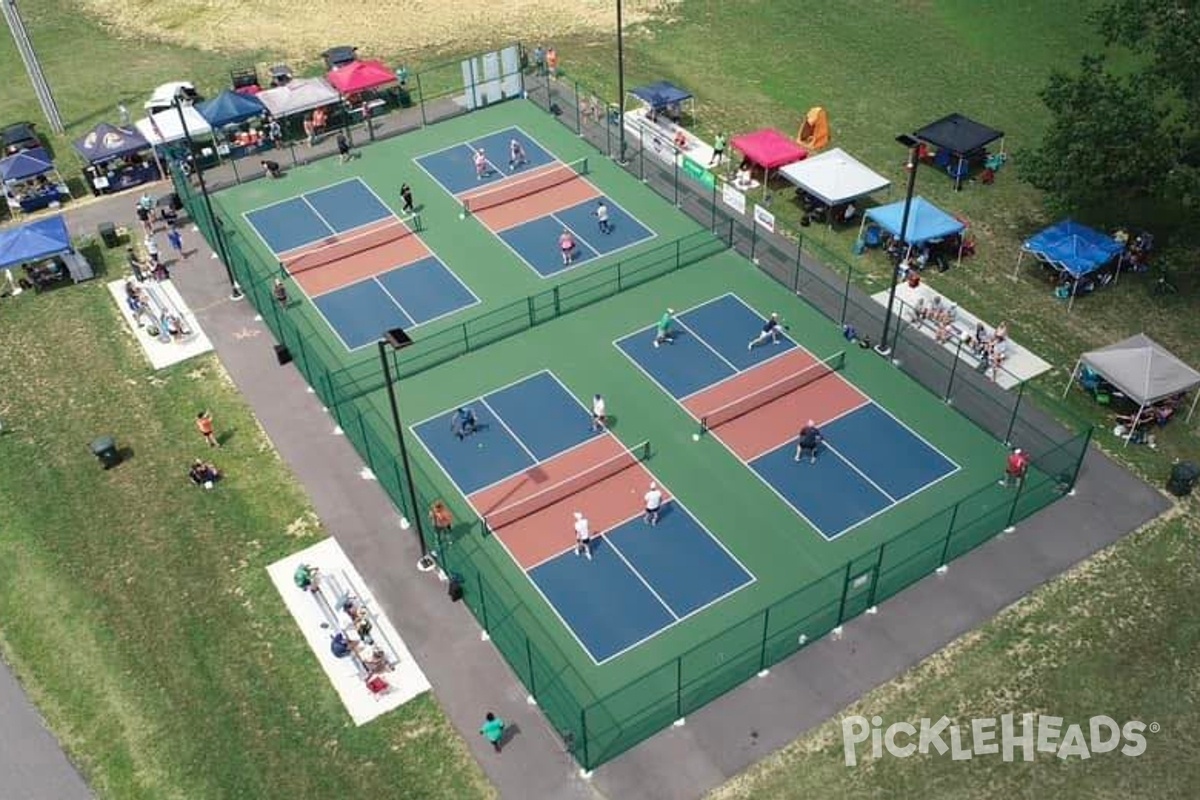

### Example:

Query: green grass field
xmin=1 ymin=0 xmax=1197 ymax=796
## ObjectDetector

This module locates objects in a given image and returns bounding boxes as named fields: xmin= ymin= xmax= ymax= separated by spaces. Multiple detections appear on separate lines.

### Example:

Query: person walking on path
xmin=480 ymin=712 xmax=506 ymax=753
xmin=272 ymin=278 xmax=289 ymax=309
xmin=710 ymin=132 xmax=727 ymax=167
xmin=196 ymin=410 xmax=220 ymax=448
xmin=508 ymin=138 xmax=528 ymax=171
xmin=1001 ymin=448 xmax=1030 ymax=488
xmin=643 ymin=482 xmax=664 ymax=525
xmin=748 ymin=312 xmax=784 ymax=350
xmin=167 ymin=224 xmax=185 ymax=261
xmin=126 ymin=247 xmax=146 ymax=282
xmin=337 ymin=133 xmax=352 ymax=163
xmin=594 ymin=199 xmax=612 ymax=234
xmin=591 ymin=394 xmax=606 ymax=431
xmin=136 ymin=202 xmax=153 ymax=235
xmin=400 ymin=183 xmax=415 ymax=214
xmin=144 ymin=234 xmax=161 ymax=268
xmin=794 ymin=419 xmax=823 ymax=463
xmin=653 ymin=308 xmax=675 ymax=348
xmin=573 ymin=512 xmax=592 ymax=560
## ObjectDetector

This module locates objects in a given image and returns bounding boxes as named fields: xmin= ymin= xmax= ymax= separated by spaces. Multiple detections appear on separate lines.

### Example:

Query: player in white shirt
xmin=573 ymin=511 xmax=592 ymax=560
xmin=643 ymin=482 xmax=664 ymax=526
xmin=591 ymin=394 xmax=607 ymax=431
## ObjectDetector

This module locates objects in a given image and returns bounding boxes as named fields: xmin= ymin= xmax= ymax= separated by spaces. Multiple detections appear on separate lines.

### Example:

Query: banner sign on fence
xmin=753 ymin=204 xmax=776 ymax=232
xmin=722 ymin=181 xmax=747 ymax=215
xmin=682 ymin=155 xmax=715 ymax=189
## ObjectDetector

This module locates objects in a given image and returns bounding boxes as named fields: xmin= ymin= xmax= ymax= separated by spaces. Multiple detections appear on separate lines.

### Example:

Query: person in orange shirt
xmin=546 ymin=48 xmax=559 ymax=80
xmin=429 ymin=500 xmax=455 ymax=536
xmin=196 ymin=410 xmax=220 ymax=448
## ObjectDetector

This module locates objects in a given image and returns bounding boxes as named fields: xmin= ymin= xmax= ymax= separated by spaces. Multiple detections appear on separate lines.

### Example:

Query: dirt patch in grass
xmin=77 ymin=0 xmax=678 ymax=62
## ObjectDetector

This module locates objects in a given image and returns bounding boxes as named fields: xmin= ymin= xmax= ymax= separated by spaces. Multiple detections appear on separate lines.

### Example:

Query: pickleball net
xmin=483 ymin=439 xmax=650 ymax=533
xmin=280 ymin=214 xmax=422 ymax=276
xmin=701 ymin=351 xmax=846 ymax=432
xmin=462 ymin=157 xmax=589 ymax=215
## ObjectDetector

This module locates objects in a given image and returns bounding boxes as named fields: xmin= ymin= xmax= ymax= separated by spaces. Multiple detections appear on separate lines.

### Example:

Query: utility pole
xmin=2 ymin=0 xmax=65 ymax=134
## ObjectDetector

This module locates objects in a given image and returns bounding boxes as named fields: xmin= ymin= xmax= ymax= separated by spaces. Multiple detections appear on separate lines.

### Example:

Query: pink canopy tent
xmin=730 ymin=129 xmax=807 ymax=194
xmin=326 ymin=60 xmax=398 ymax=94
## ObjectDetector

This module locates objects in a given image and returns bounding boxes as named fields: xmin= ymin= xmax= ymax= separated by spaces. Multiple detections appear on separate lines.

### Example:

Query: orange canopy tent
xmin=797 ymin=106 xmax=830 ymax=151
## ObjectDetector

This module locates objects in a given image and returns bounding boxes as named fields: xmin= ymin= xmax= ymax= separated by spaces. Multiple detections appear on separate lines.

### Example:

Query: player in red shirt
xmin=1001 ymin=448 xmax=1029 ymax=487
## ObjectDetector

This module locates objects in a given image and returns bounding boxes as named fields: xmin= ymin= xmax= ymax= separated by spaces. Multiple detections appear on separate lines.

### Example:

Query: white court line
xmin=371 ymin=276 xmax=418 ymax=329
xmin=672 ymin=316 xmax=740 ymax=373
xmin=822 ymin=441 xmax=897 ymax=502
xmin=548 ymin=212 xmax=601 ymax=263
xmin=741 ymin=397 xmax=873 ymax=463
xmin=479 ymin=396 xmax=539 ymax=463
xmin=604 ymin=537 xmax=681 ymax=620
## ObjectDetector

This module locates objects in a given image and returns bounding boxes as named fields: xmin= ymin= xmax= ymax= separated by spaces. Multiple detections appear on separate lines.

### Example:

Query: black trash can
xmin=1166 ymin=461 xmax=1199 ymax=497
xmin=98 ymin=222 xmax=119 ymax=249
xmin=89 ymin=436 xmax=121 ymax=469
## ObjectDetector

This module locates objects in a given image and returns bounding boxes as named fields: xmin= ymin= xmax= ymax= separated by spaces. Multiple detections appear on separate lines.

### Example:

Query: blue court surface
xmin=614 ymin=292 xmax=959 ymax=540
xmin=245 ymin=178 xmax=392 ymax=253
xmin=411 ymin=370 xmax=754 ymax=663
xmin=530 ymin=502 xmax=754 ymax=663
xmin=750 ymin=403 xmax=958 ymax=539
xmin=615 ymin=293 xmax=801 ymax=399
xmin=414 ymin=126 xmax=557 ymax=196
xmin=498 ymin=199 xmax=656 ymax=277
xmin=312 ymin=256 xmax=478 ymax=350
xmin=243 ymin=178 xmax=479 ymax=351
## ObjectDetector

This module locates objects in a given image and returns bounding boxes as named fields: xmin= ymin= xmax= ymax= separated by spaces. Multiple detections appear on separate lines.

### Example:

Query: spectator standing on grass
xmin=643 ymin=482 xmax=664 ymax=526
xmin=126 ymin=247 xmax=145 ymax=282
xmin=591 ymin=394 xmax=607 ymax=431
xmin=480 ymin=712 xmax=506 ymax=753
xmin=1001 ymin=448 xmax=1029 ymax=488
xmin=167 ymin=224 xmax=184 ymax=261
xmin=196 ymin=410 xmax=220 ymax=448
xmin=594 ymin=199 xmax=612 ymax=234
xmin=573 ymin=511 xmax=592 ymax=560
xmin=400 ymin=183 xmax=415 ymax=214
xmin=653 ymin=308 xmax=675 ymax=348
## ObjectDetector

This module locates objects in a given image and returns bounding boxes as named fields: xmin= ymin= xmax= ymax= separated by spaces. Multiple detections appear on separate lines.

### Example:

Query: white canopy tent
xmin=256 ymin=77 xmax=341 ymax=119
xmin=1063 ymin=333 xmax=1200 ymax=445
xmin=134 ymin=105 xmax=213 ymax=146
xmin=778 ymin=147 xmax=890 ymax=205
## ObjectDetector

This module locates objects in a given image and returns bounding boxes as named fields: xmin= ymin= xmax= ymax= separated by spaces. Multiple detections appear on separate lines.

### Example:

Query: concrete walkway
xmin=40 ymin=182 xmax=1169 ymax=800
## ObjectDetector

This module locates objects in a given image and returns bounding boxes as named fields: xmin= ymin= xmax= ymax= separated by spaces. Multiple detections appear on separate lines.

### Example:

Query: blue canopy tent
xmin=628 ymin=80 xmax=694 ymax=122
xmin=1 ymin=147 xmax=71 ymax=215
xmin=73 ymin=122 xmax=152 ymax=163
xmin=859 ymin=196 xmax=967 ymax=266
xmin=73 ymin=123 xmax=160 ymax=195
xmin=0 ymin=215 xmax=92 ymax=286
xmin=196 ymin=90 xmax=267 ymax=127
xmin=0 ymin=147 xmax=55 ymax=181
xmin=1013 ymin=219 xmax=1124 ymax=310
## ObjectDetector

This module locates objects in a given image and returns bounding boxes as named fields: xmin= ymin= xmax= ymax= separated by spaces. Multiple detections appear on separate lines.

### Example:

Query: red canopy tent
xmin=326 ymin=60 xmax=398 ymax=94
xmin=730 ymin=129 xmax=807 ymax=195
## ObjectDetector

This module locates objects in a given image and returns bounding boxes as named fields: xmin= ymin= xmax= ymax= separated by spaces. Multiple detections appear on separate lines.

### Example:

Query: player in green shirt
xmin=480 ymin=712 xmax=506 ymax=752
xmin=653 ymin=308 xmax=676 ymax=348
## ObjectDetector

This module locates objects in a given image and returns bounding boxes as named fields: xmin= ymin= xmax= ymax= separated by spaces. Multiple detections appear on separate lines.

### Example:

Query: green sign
xmin=682 ymin=155 xmax=716 ymax=189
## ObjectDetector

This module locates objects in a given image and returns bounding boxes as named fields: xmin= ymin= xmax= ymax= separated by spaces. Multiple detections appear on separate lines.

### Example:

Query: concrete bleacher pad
xmin=106 ymin=278 xmax=213 ymax=370
xmin=623 ymin=108 xmax=717 ymax=171
xmin=870 ymin=281 xmax=1052 ymax=390
xmin=267 ymin=537 xmax=429 ymax=726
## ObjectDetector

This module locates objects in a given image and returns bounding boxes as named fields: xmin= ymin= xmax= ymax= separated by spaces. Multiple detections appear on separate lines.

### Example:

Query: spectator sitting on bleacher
xmin=351 ymin=606 xmax=374 ymax=645
xmin=909 ymin=297 xmax=927 ymax=325
xmin=294 ymin=563 xmax=320 ymax=593
xmin=362 ymin=646 xmax=393 ymax=676
xmin=188 ymin=458 xmax=220 ymax=489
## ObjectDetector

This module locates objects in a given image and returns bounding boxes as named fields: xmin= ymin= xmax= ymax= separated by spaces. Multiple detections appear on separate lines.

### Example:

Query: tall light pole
xmin=378 ymin=335 xmax=433 ymax=569
xmin=2 ymin=0 xmax=64 ymax=134
xmin=616 ymin=0 xmax=627 ymax=164
xmin=173 ymin=98 xmax=242 ymax=301
xmin=876 ymin=133 xmax=920 ymax=357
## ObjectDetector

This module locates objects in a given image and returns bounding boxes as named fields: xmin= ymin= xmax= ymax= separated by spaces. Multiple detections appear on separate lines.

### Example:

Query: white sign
xmin=722 ymin=181 xmax=746 ymax=214
xmin=753 ymin=204 xmax=776 ymax=232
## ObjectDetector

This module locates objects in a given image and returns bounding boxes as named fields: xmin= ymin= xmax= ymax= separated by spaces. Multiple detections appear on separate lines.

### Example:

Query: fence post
xmin=750 ymin=218 xmax=758 ymax=264
xmin=710 ymin=180 xmax=718 ymax=231
xmin=675 ymin=657 xmax=683 ymax=720
xmin=574 ymin=81 xmax=582 ymax=134
xmin=638 ymin=127 xmax=646 ymax=181
xmin=526 ymin=637 xmax=538 ymax=698
xmin=792 ymin=240 xmax=803 ymax=293
xmin=356 ymin=410 xmax=372 ymax=466
xmin=581 ymin=708 xmax=590 ymax=770
xmin=553 ymin=285 xmax=561 ymax=317
xmin=1067 ymin=425 xmax=1094 ymax=491
xmin=1005 ymin=478 xmax=1023 ymax=530
xmin=617 ymin=261 xmax=623 ymax=291
xmin=416 ymin=72 xmax=428 ymax=126
xmin=1004 ymin=381 xmax=1026 ymax=445
xmin=673 ymin=156 xmax=680 ymax=207
xmin=939 ymin=502 xmax=960 ymax=567
xmin=867 ymin=543 xmax=886 ymax=607
xmin=946 ymin=338 xmax=963 ymax=400
xmin=836 ymin=561 xmax=853 ymax=623
xmin=462 ymin=322 xmax=470 ymax=354
xmin=840 ymin=259 xmax=852 ymax=326
xmin=757 ymin=608 xmax=771 ymax=672
xmin=527 ymin=296 xmax=536 ymax=327
xmin=477 ymin=572 xmax=490 ymax=633
xmin=675 ymin=237 xmax=682 ymax=270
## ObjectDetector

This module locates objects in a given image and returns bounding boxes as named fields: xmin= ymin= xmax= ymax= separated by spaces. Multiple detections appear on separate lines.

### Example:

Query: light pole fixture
xmin=616 ymin=0 xmax=628 ymax=164
xmin=378 ymin=331 xmax=433 ymax=570
xmin=876 ymin=133 xmax=920 ymax=357
xmin=173 ymin=97 xmax=243 ymax=301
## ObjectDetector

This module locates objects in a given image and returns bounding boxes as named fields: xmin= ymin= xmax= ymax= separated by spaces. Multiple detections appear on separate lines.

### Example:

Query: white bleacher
xmin=106 ymin=277 xmax=212 ymax=369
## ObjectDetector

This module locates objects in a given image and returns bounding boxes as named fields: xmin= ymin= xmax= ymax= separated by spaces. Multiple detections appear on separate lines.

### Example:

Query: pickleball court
xmin=616 ymin=293 xmax=959 ymax=539
xmin=411 ymin=370 xmax=754 ymax=663
xmin=414 ymin=126 xmax=657 ymax=277
xmin=243 ymin=178 xmax=479 ymax=350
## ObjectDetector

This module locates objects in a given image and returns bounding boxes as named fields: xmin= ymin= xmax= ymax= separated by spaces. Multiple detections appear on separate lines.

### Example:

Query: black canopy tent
xmin=913 ymin=113 xmax=1005 ymax=190
xmin=73 ymin=122 xmax=160 ymax=195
